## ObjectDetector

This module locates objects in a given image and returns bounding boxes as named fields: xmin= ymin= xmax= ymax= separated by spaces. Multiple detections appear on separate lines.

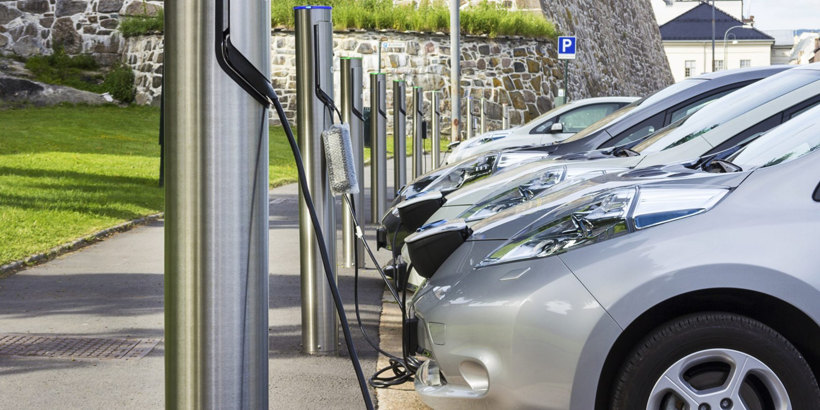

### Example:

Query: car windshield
xmin=562 ymin=103 xmax=639 ymax=143
xmin=634 ymin=70 xmax=820 ymax=155
xmin=726 ymin=103 xmax=820 ymax=169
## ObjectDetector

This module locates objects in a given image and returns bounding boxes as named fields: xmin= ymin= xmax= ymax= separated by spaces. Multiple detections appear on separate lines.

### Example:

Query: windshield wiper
xmin=610 ymin=137 xmax=646 ymax=157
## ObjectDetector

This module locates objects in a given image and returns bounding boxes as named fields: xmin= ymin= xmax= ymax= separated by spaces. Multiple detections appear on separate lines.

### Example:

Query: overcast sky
xmin=744 ymin=0 xmax=820 ymax=30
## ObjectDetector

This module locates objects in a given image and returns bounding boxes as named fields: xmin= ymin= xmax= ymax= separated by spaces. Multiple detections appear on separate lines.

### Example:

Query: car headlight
xmin=423 ymin=153 xmax=499 ymax=192
xmin=476 ymin=186 xmax=729 ymax=268
xmin=459 ymin=167 xmax=567 ymax=222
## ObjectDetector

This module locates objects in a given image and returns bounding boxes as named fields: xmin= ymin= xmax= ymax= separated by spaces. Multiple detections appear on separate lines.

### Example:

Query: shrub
xmin=24 ymin=44 xmax=105 ymax=93
xmin=104 ymin=62 xmax=136 ymax=103
xmin=116 ymin=1 xmax=557 ymax=39
xmin=119 ymin=9 xmax=164 ymax=38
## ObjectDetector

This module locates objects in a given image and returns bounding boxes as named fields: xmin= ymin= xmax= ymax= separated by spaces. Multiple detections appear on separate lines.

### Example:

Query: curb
xmin=0 ymin=213 xmax=164 ymax=277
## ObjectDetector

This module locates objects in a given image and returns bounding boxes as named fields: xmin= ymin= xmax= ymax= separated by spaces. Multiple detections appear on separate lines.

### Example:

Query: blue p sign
xmin=558 ymin=36 xmax=576 ymax=60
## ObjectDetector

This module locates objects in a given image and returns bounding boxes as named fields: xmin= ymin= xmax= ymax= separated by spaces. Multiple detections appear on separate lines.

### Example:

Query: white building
xmin=651 ymin=0 xmax=743 ymax=25
xmin=657 ymin=3 xmax=774 ymax=82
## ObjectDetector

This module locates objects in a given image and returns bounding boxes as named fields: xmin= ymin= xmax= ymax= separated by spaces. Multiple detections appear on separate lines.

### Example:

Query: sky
xmin=744 ymin=0 xmax=820 ymax=30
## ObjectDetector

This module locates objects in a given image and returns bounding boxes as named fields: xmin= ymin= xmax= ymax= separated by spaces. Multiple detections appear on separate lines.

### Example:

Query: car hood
xmin=469 ymin=163 xmax=751 ymax=241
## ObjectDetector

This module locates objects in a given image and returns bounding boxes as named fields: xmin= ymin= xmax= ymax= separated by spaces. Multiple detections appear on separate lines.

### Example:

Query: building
xmin=651 ymin=0 xmax=743 ymax=25
xmin=659 ymin=3 xmax=774 ymax=82
xmin=765 ymin=30 xmax=801 ymax=65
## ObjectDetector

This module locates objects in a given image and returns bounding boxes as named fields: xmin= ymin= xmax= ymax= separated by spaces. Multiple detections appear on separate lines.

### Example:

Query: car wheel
xmin=611 ymin=312 xmax=820 ymax=410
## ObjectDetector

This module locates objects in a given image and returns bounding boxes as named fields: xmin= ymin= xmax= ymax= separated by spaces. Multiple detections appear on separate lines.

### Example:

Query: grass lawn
xmin=0 ymin=104 xmax=451 ymax=265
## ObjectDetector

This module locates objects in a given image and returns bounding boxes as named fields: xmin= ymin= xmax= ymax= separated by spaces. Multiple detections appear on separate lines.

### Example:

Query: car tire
xmin=611 ymin=312 xmax=820 ymax=410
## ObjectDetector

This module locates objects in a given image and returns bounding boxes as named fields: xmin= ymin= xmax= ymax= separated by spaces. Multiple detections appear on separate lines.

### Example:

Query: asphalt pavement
xmin=0 ymin=150 xmax=437 ymax=409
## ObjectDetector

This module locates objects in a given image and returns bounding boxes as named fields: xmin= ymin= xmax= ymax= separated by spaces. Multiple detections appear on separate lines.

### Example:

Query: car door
xmin=532 ymin=103 xmax=623 ymax=145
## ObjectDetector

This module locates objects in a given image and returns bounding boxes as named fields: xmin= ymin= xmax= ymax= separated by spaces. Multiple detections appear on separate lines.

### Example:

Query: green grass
xmin=0 ymin=105 xmax=448 ymax=265
xmin=0 ymin=104 xmax=163 ymax=265
xmin=122 ymin=1 xmax=556 ymax=39
xmin=24 ymin=45 xmax=105 ymax=94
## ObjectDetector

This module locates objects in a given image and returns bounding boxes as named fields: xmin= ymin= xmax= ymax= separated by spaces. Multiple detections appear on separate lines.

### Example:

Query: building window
xmin=740 ymin=59 xmax=751 ymax=68
xmin=685 ymin=60 xmax=696 ymax=77
xmin=715 ymin=60 xmax=725 ymax=71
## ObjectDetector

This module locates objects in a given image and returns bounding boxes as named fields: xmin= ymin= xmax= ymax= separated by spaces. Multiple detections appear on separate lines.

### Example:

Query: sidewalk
xmin=0 ymin=153 xmax=434 ymax=409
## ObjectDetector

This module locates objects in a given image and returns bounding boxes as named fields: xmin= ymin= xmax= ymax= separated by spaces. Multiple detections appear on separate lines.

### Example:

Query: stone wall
xmin=121 ymin=33 xmax=161 ymax=105
xmin=0 ymin=0 xmax=161 ymax=63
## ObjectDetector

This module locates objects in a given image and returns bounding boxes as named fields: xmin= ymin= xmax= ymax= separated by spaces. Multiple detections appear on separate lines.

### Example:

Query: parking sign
xmin=558 ymin=36 xmax=576 ymax=60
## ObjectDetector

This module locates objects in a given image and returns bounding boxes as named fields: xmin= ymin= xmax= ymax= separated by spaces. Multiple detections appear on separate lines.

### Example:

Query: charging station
xmin=480 ymin=97 xmax=486 ymax=134
xmin=393 ymin=80 xmax=407 ymax=195
xmin=165 ymin=0 xmax=270 ymax=405
xmin=370 ymin=73 xmax=388 ymax=222
xmin=340 ymin=57 xmax=365 ymax=268
xmin=466 ymin=96 xmax=474 ymax=140
xmin=412 ymin=86 xmax=424 ymax=178
xmin=295 ymin=5 xmax=338 ymax=355
xmin=431 ymin=91 xmax=441 ymax=168
xmin=502 ymin=103 xmax=510 ymax=129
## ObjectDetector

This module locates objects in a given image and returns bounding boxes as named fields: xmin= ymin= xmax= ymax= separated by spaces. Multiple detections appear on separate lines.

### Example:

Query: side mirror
xmin=550 ymin=123 xmax=564 ymax=133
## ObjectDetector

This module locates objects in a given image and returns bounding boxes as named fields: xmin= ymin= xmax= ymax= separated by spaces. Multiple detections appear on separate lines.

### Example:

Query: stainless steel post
xmin=340 ymin=57 xmax=365 ymax=268
xmin=370 ymin=73 xmax=387 ymax=222
xmin=450 ymin=0 xmax=460 ymax=142
xmin=412 ymin=86 xmax=424 ymax=178
xmin=480 ymin=97 xmax=486 ymax=134
xmin=296 ymin=6 xmax=337 ymax=355
xmin=432 ymin=91 xmax=441 ymax=168
xmin=165 ymin=0 xmax=269 ymax=405
xmin=392 ymin=80 xmax=407 ymax=195
xmin=466 ymin=97 xmax=474 ymax=140
xmin=502 ymin=103 xmax=510 ymax=129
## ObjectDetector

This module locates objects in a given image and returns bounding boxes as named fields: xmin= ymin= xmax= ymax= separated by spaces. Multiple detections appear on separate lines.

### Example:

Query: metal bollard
xmin=502 ymin=103 xmax=510 ymax=129
xmin=370 ymin=73 xmax=387 ymax=222
xmin=480 ymin=97 xmax=486 ymax=134
xmin=466 ymin=97 xmax=474 ymax=140
xmin=340 ymin=57 xmax=365 ymax=268
xmin=432 ymin=91 xmax=441 ymax=169
xmin=412 ymin=86 xmax=424 ymax=178
xmin=296 ymin=6 xmax=337 ymax=356
xmin=392 ymin=80 xmax=407 ymax=196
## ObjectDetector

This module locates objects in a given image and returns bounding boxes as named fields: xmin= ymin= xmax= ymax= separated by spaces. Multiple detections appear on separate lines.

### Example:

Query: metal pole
xmin=502 ymin=103 xmax=509 ymax=129
xmin=412 ymin=86 xmax=424 ymax=178
xmin=370 ymin=73 xmax=387 ymax=222
xmin=712 ymin=0 xmax=716 ymax=72
xmin=432 ymin=91 xmax=441 ymax=168
xmin=450 ymin=0 xmax=460 ymax=142
xmin=480 ymin=97 xmax=486 ymax=134
xmin=393 ymin=80 xmax=407 ymax=195
xmin=564 ymin=59 xmax=569 ymax=103
xmin=466 ymin=97 xmax=474 ymax=140
xmin=296 ymin=6 xmax=337 ymax=355
xmin=340 ymin=57 xmax=365 ymax=268
xmin=165 ymin=0 xmax=269 ymax=405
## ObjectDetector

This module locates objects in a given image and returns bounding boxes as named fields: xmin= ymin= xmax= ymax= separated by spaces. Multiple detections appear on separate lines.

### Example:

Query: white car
xmin=446 ymin=96 xmax=637 ymax=164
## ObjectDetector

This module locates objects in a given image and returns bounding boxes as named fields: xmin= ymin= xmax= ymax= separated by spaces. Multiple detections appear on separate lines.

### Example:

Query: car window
xmin=728 ymin=104 xmax=820 ymax=169
xmin=603 ymin=112 xmax=666 ymax=148
xmin=554 ymin=103 xmax=621 ymax=133
xmin=561 ymin=103 xmax=639 ymax=142
xmin=669 ymin=89 xmax=735 ymax=123
xmin=635 ymin=70 xmax=820 ymax=155
xmin=531 ymin=119 xmax=555 ymax=134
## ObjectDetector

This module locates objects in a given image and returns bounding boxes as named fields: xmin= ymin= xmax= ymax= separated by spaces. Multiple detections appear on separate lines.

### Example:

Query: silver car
xmin=446 ymin=97 xmax=636 ymax=165
xmin=408 ymin=103 xmax=820 ymax=409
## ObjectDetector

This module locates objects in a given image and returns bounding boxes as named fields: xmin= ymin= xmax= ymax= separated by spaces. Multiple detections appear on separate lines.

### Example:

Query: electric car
xmin=445 ymin=66 xmax=790 ymax=166
xmin=408 ymin=102 xmax=820 ymax=410
xmin=382 ymin=63 xmax=820 ymax=256
xmin=382 ymin=66 xmax=792 ymax=252
xmin=446 ymin=97 xmax=636 ymax=164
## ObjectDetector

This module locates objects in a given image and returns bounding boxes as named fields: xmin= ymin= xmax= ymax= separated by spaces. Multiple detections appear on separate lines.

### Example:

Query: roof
xmin=660 ymin=3 xmax=774 ymax=42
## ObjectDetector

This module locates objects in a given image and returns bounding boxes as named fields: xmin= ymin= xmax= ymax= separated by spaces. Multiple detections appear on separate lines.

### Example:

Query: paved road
xmin=0 ymin=152 xmax=432 ymax=408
